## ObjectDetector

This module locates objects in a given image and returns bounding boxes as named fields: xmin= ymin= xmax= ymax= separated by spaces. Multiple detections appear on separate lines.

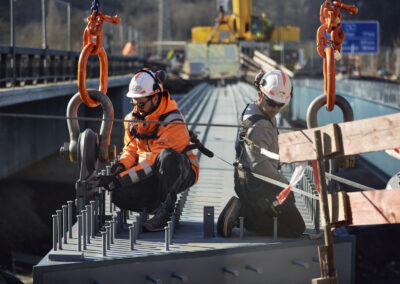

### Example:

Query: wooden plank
xmin=253 ymin=51 xmax=294 ymax=77
xmin=320 ymin=124 xmax=340 ymax=157
xmin=347 ymin=188 xmax=400 ymax=226
xmin=312 ymin=245 xmax=338 ymax=284
xmin=279 ymin=113 xmax=400 ymax=163
xmin=320 ymin=189 xmax=400 ymax=226
xmin=240 ymin=59 xmax=259 ymax=72
xmin=254 ymin=50 xmax=278 ymax=66
xmin=317 ymin=245 xmax=329 ymax=278
xmin=330 ymin=192 xmax=348 ymax=225
xmin=279 ymin=123 xmax=341 ymax=163
xmin=341 ymin=113 xmax=400 ymax=156
xmin=253 ymin=56 xmax=275 ymax=73
xmin=312 ymin=277 xmax=338 ymax=284
xmin=320 ymin=192 xmax=349 ymax=227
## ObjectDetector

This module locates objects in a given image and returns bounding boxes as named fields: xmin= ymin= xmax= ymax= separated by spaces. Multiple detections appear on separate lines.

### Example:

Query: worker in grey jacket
xmin=218 ymin=70 xmax=305 ymax=238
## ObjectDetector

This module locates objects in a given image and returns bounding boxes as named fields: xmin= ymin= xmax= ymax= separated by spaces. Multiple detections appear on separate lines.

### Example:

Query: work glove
xmin=93 ymin=175 xmax=121 ymax=191
xmin=254 ymin=70 xmax=265 ymax=89
xmin=110 ymin=162 xmax=126 ymax=175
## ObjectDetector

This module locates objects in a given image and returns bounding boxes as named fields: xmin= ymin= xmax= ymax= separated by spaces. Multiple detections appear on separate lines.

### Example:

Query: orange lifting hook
xmin=316 ymin=0 xmax=357 ymax=111
xmin=78 ymin=11 xmax=120 ymax=107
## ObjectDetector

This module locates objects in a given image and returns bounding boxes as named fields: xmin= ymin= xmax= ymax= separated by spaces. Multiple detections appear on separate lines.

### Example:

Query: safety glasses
xmin=131 ymin=96 xmax=154 ymax=107
xmin=265 ymin=97 xmax=285 ymax=108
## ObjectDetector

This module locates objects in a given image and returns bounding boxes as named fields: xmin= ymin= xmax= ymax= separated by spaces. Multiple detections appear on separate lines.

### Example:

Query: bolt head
xmin=60 ymin=142 xmax=70 ymax=160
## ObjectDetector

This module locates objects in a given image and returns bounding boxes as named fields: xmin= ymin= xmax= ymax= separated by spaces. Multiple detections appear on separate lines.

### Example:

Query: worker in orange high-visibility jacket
xmin=94 ymin=68 xmax=199 ymax=231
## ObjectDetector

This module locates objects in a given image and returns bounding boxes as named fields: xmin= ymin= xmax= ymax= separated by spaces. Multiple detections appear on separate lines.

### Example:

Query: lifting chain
xmin=60 ymin=90 xmax=117 ymax=211
xmin=90 ymin=0 xmax=100 ymax=16
xmin=78 ymin=4 xmax=120 ymax=107
xmin=60 ymin=1 xmax=119 ymax=207
xmin=316 ymin=0 xmax=357 ymax=111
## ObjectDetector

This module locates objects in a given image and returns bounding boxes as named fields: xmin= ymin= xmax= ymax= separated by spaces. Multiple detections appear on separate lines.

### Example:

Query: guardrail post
xmin=27 ymin=54 xmax=34 ymax=85
xmin=0 ymin=53 xmax=7 ymax=87
xmin=41 ymin=0 xmax=48 ymax=84
xmin=10 ymin=0 xmax=16 ymax=87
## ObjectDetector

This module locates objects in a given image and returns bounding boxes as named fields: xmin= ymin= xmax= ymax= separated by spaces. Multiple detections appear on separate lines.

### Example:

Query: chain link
xmin=90 ymin=0 xmax=100 ymax=16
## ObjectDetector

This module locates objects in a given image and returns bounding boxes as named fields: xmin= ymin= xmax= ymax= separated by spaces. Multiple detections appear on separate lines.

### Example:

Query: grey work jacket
xmin=241 ymin=103 xmax=289 ymax=184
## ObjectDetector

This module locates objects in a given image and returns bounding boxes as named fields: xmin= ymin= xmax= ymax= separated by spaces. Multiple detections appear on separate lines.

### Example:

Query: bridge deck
xmin=33 ymin=82 xmax=353 ymax=284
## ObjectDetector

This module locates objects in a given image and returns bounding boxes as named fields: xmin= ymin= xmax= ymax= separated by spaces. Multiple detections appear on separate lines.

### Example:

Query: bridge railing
xmin=0 ymin=45 xmax=168 ymax=88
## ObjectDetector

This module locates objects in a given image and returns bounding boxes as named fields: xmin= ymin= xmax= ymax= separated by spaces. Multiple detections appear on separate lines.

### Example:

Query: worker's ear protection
xmin=259 ymin=78 xmax=266 ymax=89
xmin=139 ymin=68 xmax=161 ymax=93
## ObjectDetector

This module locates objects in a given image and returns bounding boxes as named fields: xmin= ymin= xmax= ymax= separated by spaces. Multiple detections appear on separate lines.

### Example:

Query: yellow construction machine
xmin=185 ymin=0 xmax=300 ymax=78
xmin=191 ymin=0 xmax=300 ymax=44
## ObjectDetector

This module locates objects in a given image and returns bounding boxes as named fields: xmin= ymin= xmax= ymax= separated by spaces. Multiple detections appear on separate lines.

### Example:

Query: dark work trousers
xmin=112 ymin=149 xmax=195 ymax=213
xmin=234 ymin=168 xmax=305 ymax=237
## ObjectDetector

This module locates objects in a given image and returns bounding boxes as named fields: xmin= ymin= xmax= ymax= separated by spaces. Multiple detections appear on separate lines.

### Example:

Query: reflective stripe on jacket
xmin=118 ymin=93 xmax=200 ymax=185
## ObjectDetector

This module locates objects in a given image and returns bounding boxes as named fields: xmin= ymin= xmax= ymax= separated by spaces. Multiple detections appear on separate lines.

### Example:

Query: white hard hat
xmin=126 ymin=69 xmax=162 ymax=98
xmin=259 ymin=70 xmax=292 ymax=104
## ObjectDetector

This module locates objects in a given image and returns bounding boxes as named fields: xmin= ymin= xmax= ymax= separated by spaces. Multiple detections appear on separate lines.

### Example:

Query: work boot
xmin=142 ymin=204 xmax=171 ymax=232
xmin=217 ymin=196 xmax=241 ymax=237
xmin=142 ymin=194 xmax=175 ymax=232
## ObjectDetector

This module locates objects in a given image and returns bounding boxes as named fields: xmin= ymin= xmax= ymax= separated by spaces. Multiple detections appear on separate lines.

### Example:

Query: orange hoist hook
xmin=316 ymin=0 xmax=357 ymax=111
xmin=78 ymin=10 xmax=120 ymax=107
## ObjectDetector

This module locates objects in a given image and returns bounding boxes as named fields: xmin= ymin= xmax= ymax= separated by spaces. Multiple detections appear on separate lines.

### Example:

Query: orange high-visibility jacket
xmin=118 ymin=93 xmax=199 ymax=186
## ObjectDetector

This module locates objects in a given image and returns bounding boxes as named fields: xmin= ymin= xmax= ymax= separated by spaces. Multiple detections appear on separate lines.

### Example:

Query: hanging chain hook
xmin=90 ymin=0 xmax=100 ymax=17
xmin=78 ymin=2 xmax=120 ymax=108
xmin=316 ymin=0 xmax=357 ymax=111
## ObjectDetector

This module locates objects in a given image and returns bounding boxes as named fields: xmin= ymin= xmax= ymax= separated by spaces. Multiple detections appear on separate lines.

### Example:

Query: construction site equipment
xmin=316 ymin=0 xmax=358 ymax=111
xmin=270 ymin=26 xmax=301 ymax=42
xmin=78 ymin=2 xmax=120 ymax=107
xmin=192 ymin=26 xmax=217 ymax=43
xmin=188 ymin=0 xmax=301 ymax=78
xmin=191 ymin=0 xmax=300 ymax=44
xmin=60 ymin=90 xmax=116 ymax=212
xmin=208 ymin=6 xmax=237 ymax=44
xmin=230 ymin=0 xmax=260 ymax=41
xmin=184 ymin=43 xmax=240 ymax=77
xmin=60 ymin=90 xmax=115 ymax=163
xmin=60 ymin=1 xmax=118 ymax=213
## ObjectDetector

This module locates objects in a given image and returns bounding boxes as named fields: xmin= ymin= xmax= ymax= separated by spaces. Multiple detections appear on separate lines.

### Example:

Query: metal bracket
xmin=203 ymin=206 xmax=215 ymax=238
